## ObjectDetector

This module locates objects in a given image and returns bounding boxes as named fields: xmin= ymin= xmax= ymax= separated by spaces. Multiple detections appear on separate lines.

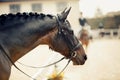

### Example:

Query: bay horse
xmin=0 ymin=8 xmax=87 ymax=80
xmin=78 ymin=28 xmax=90 ymax=50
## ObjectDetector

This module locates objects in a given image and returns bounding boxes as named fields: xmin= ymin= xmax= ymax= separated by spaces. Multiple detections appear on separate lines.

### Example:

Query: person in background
xmin=98 ymin=22 xmax=104 ymax=37
xmin=79 ymin=12 xmax=87 ymax=29
xmin=78 ymin=12 xmax=92 ymax=37
xmin=98 ymin=22 xmax=104 ymax=29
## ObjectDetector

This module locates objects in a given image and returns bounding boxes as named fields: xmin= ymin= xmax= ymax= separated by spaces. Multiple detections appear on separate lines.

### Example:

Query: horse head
xmin=49 ymin=8 xmax=87 ymax=65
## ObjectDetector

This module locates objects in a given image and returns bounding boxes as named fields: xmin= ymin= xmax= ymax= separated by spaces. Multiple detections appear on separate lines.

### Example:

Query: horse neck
xmin=23 ymin=17 xmax=57 ymax=44
xmin=7 ymin=17 xmax=57 ymax=62
xmin=33 ymin=27 xmax=58 ymax=46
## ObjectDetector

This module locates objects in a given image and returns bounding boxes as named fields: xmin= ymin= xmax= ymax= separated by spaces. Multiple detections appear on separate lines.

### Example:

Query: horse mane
xmin=0 ymin=12 xmax=54 ymax=30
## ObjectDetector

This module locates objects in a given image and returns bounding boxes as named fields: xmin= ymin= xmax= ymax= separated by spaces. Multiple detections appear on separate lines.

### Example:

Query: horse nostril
xmin=84 ymin=55 xmax=87 ymax=60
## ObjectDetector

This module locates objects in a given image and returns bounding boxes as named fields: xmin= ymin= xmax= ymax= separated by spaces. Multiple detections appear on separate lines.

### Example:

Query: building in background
xmin=94 ymin=8 xmax=103 ymax=18
xmin=0 ymin=0 xmax=80 ymax=34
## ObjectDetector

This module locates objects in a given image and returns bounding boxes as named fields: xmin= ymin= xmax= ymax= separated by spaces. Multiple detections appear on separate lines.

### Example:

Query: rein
xmin=0 ymin=43 xmax=36 ymax=80
xmin=17 ymin=57 xmax=65 ymax=68
xmin=1 ymin=41 xmax=67 ymax=80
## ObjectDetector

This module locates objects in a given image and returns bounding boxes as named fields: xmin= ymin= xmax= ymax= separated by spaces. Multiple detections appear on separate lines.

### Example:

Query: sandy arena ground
xmin=9 ymin=39 xmax=120 ymax=80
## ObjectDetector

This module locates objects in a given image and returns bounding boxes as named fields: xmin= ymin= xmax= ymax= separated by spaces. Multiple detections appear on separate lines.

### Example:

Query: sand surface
xmin=9 ymin=39 xmax=120 ymax=80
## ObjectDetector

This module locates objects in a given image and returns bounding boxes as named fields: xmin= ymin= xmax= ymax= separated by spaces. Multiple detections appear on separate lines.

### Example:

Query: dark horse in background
xmin=0 ymin=8 xmax=87 ymax=80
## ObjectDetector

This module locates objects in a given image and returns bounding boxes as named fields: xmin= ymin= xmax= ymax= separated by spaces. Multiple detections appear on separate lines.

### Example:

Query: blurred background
xmin=0 ymin=0 xmax=120 ymax=80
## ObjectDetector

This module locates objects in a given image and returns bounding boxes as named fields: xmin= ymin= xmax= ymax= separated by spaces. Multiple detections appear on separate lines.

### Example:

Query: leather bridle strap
xmin=58 ymin=30 xmax=80 ymax=58
xmin=71 ymin=42 xmax=81 ymax=52
xmin=17 ymin=57 xmax=65 ymax=68
xmin=69 ymin=43 xmax=81 ymax=58
xmin=0 ymin=43 xmax=36 ymax=80
xmin=55 ymin=16 xmax=81 ymax=56
xmin=0 ymin=42 xmax=66 ymax=80
xmin=56 ymin=44 xmax=81 ymax=77
xmin=57 ymin=58 xmax=71 ymax=76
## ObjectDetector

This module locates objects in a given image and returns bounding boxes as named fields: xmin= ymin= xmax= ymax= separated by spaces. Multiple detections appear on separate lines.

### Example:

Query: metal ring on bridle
xmin=72 ymin=52 xmax=77 ymax=58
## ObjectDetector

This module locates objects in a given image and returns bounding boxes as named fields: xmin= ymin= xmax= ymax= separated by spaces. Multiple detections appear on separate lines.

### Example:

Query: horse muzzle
xmin=71 ymin=51 xmax=87 ymax=65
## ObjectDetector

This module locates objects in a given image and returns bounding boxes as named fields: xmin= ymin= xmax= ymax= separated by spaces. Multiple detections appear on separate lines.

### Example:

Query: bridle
xmin=48 ymin=15 xmax=81 ymax=75
xmin=56 ymin=15 xmax=81 ymax=59
xmin=1 ymin=15 xmax=81 ymax=80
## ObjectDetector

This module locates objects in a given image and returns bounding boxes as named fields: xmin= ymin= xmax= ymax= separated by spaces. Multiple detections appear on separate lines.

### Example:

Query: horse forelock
xmin=0 ymin=12 xmax=54 ymax=26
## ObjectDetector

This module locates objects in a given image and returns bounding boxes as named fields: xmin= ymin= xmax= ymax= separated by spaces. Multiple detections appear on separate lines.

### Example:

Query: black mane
xmin=0 ymin=12 xmax=54 ymax=30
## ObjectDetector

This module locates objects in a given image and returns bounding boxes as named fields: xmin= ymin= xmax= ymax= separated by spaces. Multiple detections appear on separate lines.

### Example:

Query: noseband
xmin=56 ymin=15 xmax=81 ymax=59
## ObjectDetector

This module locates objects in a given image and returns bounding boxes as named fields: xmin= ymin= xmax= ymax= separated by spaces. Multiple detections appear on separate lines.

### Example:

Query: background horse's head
xmin=49 ymin=8 xmax=87 ymax=65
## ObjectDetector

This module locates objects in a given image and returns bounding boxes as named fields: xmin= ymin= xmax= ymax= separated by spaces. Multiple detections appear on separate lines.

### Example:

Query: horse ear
xmin=58 ymin=7 xmax=71 ymax=22
xmin=61 ymin=7 xmax=67 ymax=14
